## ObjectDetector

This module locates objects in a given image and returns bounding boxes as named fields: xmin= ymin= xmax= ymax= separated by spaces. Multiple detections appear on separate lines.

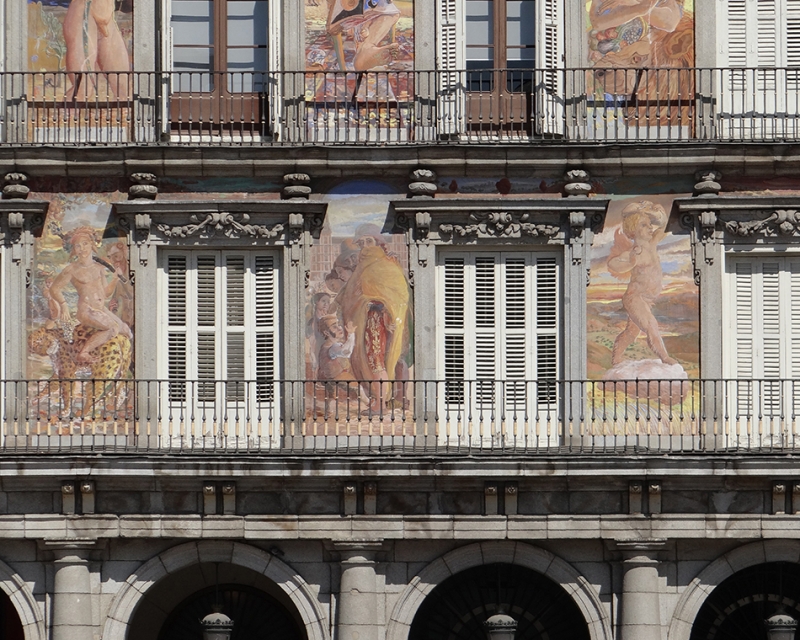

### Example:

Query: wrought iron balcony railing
xmin=5 ymin=378 xmax=800 ymax=453
xmin=1 ymin=68 xmax=800 ymax=146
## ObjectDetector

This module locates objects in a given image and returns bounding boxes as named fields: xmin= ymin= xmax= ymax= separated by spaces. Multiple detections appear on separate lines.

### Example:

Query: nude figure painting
xmin=27 ymin=193 xmax=134 ymax=422
xmin=586 ymin=195 xmax=698 ymax=427
xmin=27 ymin=0 xmax=133 ymax=100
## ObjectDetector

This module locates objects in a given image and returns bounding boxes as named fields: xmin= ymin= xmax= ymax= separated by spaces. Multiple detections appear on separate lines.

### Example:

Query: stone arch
xmin=386 ymin=541 xmax=611 ymax=640
xmin=668 ymin=540 xmax=800 ymax=640
xmin=0 ymin=556 xmax=45 ymax=640
xmin=101 ymin=540 xmax=329 ymax=640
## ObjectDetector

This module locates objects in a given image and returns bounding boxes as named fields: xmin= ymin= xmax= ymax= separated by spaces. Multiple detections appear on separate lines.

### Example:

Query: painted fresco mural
xmin=585 ymin=0 xmax=694 ymax=131
xmin=305 ymin=181 xmax=413 ymax=433
xmin=304 ymin=0 xmax=414 ymax=138
xmin=587 ymin=194 xmax=699 ymax=434
xmin=27 ymin=0 xmax=133 ymax=95
xmin=27 ymin=192 xmax=134 ymax=424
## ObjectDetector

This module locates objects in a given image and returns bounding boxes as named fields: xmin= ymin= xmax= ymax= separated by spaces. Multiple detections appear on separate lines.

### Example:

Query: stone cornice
xmin=675 ymin=195 xmax=800 ymax=240
xmin=391 ymin=197 xmax=609 ymax=245
xmin=113 ymin=200 xmax=327 ymax=245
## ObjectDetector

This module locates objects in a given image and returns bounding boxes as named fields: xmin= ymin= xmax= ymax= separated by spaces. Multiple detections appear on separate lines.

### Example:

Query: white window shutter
xmin=536 ymin=0 xmax=564 ymax=135
xmin=167 ymin=254 xmax=188 ymax=401
xmin=162 ymin=250 xmax=279 ymax=407
xmin=443 ymin=259 xmax=466 ymax=403
xmin=254 ymin=256 xmax=277 ymax=401
xmin=439 ymin=252 xmax=559 ymax=410
xmin=437 ymin=0 xmax=465 ymax=135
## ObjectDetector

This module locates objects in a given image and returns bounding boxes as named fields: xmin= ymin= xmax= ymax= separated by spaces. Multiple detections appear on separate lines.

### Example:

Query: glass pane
xmin=172 ymin=47 xmax=214 ymax=91
xmin=227 ymin=0 xmax=269 ymax=47
xmin=466 ymin=46 xmax=493 ymax=62
xmin=227 ymin=48 xmax=268 ymax=90
xmin=506 ymin=47 xmax=535 ymax=62
xmin=172 ymin=0 xmax=213 ymax=46
xmin=466 ymin=0 xmax=493 ymax=46
xmin=172 ymin=47 xmax=214 ymax=72
xmin=506 ymin=0 xmax=535 ymax=47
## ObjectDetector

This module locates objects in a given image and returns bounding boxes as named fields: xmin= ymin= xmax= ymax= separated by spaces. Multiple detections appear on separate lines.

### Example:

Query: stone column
xmin=335 ymin=542 xmax=383 ymax=640
xmin=615 ymin=540 xmax=666 ymax=640
xmin=45 ymin=540 xmax=98 ymax=640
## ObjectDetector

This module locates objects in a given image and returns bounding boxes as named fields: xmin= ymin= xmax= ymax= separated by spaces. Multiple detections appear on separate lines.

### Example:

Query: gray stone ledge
xmin=1 ymin=514 xmax=799 ymax=541
xmin=0 ymin=455 xmax=797 ymax=478
xmin=1 ymin=144 xmax=800 ymax=179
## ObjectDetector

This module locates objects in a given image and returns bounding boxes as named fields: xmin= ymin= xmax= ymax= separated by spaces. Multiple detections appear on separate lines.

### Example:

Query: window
xmin=161 ymin=250 xmax=278 ymax=407
xmin=718 ymin=0 xmax=800 ymax=136
xmin=438 ymin=252 xmax=559 ymax=412
xmin=168 ymin=0 xmax=271 ymax=133
xmin=437 ymin=0 xmax=562 ymax=134
xmin=727 ymin=255 xmax=800 ymax=421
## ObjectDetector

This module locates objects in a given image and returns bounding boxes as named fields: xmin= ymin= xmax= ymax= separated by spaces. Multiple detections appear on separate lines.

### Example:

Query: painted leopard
xmin=28 ymin=324 xmax=132 ymax=417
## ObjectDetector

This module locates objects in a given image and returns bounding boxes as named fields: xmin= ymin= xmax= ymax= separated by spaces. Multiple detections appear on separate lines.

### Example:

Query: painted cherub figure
xmin=607 ymin=201 xmax=677 ymax=366
xmin=47 ymin=227 xmax=132 ymax=364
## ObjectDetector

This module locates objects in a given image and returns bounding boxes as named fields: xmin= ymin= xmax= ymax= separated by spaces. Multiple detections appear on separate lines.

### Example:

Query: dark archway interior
xmin=157 ymin=583 xmax=304 ymax=640
xmin=127 ymin=561 xmax=306 ymax=640
xmin=691 ymin=561 xmax=800 ymax=640
xmin=0 ymin=590 xmax=24 ymax=640
xmin=408 ymin=562 xmax=592 ymax=640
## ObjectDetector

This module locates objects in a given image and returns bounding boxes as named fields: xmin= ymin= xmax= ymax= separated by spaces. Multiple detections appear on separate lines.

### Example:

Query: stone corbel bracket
xmin=391 ymin=198 xmax=608 ymax=247
xmin=0 ymin=200 xmax=50 ymax=262
xmin=676 ymin=195 xmax=800 ymax=283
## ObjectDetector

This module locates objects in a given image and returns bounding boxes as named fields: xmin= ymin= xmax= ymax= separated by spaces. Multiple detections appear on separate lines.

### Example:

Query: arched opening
xmin=127 ymin=562 xmax=306 ymax=640
xmin=0 ymin=589 xmax=24 ymax=640
xmin=408 ymin=562 xmax=592 ymax=640
xmin=690 ymin=562 xmax=800 ymax=640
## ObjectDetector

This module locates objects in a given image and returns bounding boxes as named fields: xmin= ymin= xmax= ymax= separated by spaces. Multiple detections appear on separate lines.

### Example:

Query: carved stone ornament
xmin=3 ymin=173 xmax=30 ymax=200
xmin=157 ymin=212 xmax=285 ymax=239
xmin=439 ymin=211 xmax=560 ymax=238
xmin=135 ymin=213 xmax=152 ymax=243
xmin=693 ymin=169 xmax=722 ymax=197
xmin=283 ymin=173 xmax=312 ymax=200
xmin=128 ymin=173 xmax=158 ymax=200
xmin=723 ymin=209 xmax=800 ymax=237
xmin=563 ymin=169 xmax=592 ymax=197
xmin=408 ymin=168 xmax=437 ymax=198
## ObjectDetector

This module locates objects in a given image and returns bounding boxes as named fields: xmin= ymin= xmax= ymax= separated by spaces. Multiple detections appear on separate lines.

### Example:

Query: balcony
xmin=1 ymin=68 xmax=799 ymax=146
xmin=4 ymin=378 xmax=800 ymax=453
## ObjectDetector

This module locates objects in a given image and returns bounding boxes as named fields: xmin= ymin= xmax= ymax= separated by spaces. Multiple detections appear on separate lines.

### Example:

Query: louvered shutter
xmin=162 ymin=250 xmax=278 ymax=407
xmin=443 ymin=258 xmax=466 ymax=403
xmin=719 ymin=0 xmax=796 ymax=135
xmin=439 ymin=252 xmax=559 ymax=410
xmin=161 ymin=0 xmax=173 ymax=138
xmin=167 ymin=254 xmax=188 ymax=401
xmin=437 ymin=0 xmax=465 ymax=135
xmin=536 ymin=0 xmax=564 ymax=135
xmin=730 ymin=256 xmax=800 ymax=419
xmin=254 ymin=256 xmax=276 ymax=402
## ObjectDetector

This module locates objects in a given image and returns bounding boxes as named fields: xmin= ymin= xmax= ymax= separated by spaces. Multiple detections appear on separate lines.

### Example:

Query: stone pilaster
xmin=613 ymin=539 xmax=667 ymax=640
xmin=334 ymin=542 xmax=384 ymax=640
xmin=43 ymin=539 xmax=100 ymax=640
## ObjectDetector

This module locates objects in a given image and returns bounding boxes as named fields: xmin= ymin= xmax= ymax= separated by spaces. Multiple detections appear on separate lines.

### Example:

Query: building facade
xmin=0 ymin=0 xmax=800 ymax=639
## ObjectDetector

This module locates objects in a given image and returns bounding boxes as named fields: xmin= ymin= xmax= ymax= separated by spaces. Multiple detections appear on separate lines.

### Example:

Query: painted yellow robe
xmin=336 ymin=246 xmax=409 ymax=382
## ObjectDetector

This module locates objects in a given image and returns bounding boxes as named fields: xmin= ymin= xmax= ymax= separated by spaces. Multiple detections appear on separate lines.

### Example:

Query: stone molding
xmin=385 ymin=541 xmax=611 ymax=640
xmin=668 ymin=540 xmax=800 ymax=640
xmin=101 ymin=540 xmax=329 ymax=640
xmin=0 ymin=555 xmax=46 ymax=640
xmin=114 ymin=200 xmax=326 ymax=246
xmin=392 ymin=198 xmax=608 ymax=246
xmin=0 ymin=201 xmax=49 ymax=246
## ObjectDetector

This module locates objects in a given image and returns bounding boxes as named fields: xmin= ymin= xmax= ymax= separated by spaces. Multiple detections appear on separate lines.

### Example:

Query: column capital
xmin=39 ymin=538 xmax=103 ymax=560
xmin=608 ymin=538 xmax=668 ymax=561
xmin=327 ymin=540 xmax=385 ymax=563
